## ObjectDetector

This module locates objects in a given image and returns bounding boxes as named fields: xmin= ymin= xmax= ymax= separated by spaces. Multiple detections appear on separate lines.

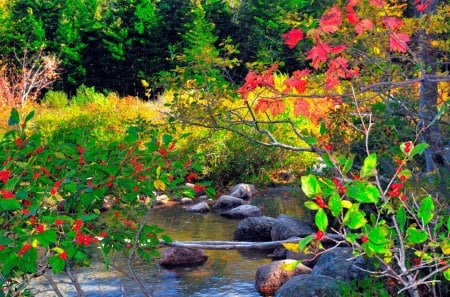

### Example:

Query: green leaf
xmin=418 ymin=195 xmax=434 ymax=225
xmin=43 ymin=230 xmax=57 ymax=244
xmin=2 ymin=253 xmax=18 ymax=275
xmin=298 ymin=234 xmax=314 ymax=252
xmin=0 ymin=199 xmax=22 ymax=211
xmin=304 ymin=134 xmax=317 ymax=145
xmin=49 ymin=256 xmax=66 ymax=274
xmin=81 ymin=213 xmax=98 ymax=221
xmin=8 ymin=108 xmax=20 ymax=126
xmin=406 ymin=227 xmax=428 ymax=244
xmin=360 ymin=154 xmax=377 ymax=178
xmin=80 ymin=192 xmax=96 ymax=207
xmin=343 ymin=155 xmax=354 ymax=175
xmin=447 ymin=216 xmax=450 ymax=233
xmin=24 ymin=110 xmax=35 ymax=124
xmin=343 ymin=205 xmax=367 ymax=230
xmin=368 ymin=226 xmax=389 ymax=245
xmin=162 ymin=134 xmax=173 ymax=145
xmin=444 ymin=269 xmax=450 ymax=281
xmin=328 ymin=192 xmax=342 ymax=216
xmin=396 ymin=206 xmax=407 ymax=233
xmin=315 ymin=208 xmax=328 ymax=232
xmin=304 ymin=201 xmax=320 ymax=210
xmin=161 ymin=234 xmax=172 ymax=243
xmin=347 ymin=181 xmax=380 ymax=203
xmin=319 ymin=122 xmax=326 ymax=136
xmin=409 ymin=143 xmax=429 ymax=158
xmin=301 ymin=175 xmax=322 ymax=197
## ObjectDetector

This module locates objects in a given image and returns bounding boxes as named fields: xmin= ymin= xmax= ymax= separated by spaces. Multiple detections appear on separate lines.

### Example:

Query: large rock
xmin=229 ymin=183 xmax=257 ymax=199
xmin=271 ymin=214 xmax=315 ymax=241
xmin=275 ymin=274 xmax=340 ymax=297
xmin=255 ymin=260 xmax=312 ymax=296
xmin=186 ymin=201 xmax=210 ymax=213
xmin=220 ymin=205 xmax=262 ymax=219
xmin=234 ymin=216 xmax=276 ymax=242
xmin=212 ymin=195 xmax=245 ymax=211
xmin=311 ymin=247 xmax=369 ymax=281
xmin=159 ymin=247 xmax=208 ymax=267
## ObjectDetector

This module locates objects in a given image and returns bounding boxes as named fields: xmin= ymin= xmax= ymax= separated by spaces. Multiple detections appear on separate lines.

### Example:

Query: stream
xmin=29 ymin=187 xmax=307 ymax=297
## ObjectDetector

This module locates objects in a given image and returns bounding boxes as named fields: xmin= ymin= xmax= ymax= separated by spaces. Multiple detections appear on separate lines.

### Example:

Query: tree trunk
xmin=415 ymin=0 xmax=449 ymax=191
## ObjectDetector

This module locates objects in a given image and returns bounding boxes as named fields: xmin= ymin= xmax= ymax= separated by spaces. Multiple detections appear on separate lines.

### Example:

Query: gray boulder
xmin=229 ymin=183 xmax=257 ymax=199
xmin=271 ymin=214 xmax=315 ymax=241
xmin=212 ymin=195 xmax=245 ymax=211
xmin=234 ymin=216 xmax=276 ymax=242
xmin=220 ymin=205 xmax=262 ymax=219
xmin=180 ymin=197 xmax=194 ymax=204
xmin=275 ymin=274 xmax=340 ymax=297
xmin=255 ymin=260 xmax=312 ymax=296
xmin=186 ymin=201 xmax=210 ymax=213
xmin=311 ymin=247 xmax=369 ymax=281
xmin=159 ymin=247 xmax=208 ymax=267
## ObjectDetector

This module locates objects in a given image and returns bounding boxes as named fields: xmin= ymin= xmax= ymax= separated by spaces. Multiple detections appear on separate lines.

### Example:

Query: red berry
xmin=360 ymin=235 xmax=368 ymax=243
xmin=315 ymin=231 xmax=325 ymax=241
xmin=315 ymin=196 xmax=327 ymax=208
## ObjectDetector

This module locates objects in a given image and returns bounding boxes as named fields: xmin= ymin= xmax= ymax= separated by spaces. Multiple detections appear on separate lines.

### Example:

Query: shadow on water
xmin=29 ymin=187 xmax=306 ymax=297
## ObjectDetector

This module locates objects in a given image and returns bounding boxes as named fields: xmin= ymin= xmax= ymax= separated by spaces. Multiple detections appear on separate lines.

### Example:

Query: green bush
xmin=42 ymin=90 xmax=68 ymax=108
xmin=70 ymin=85 xmax=107 ymax=106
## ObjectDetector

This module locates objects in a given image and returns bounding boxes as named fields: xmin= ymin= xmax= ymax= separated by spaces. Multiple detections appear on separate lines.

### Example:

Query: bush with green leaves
xmin=0 ymin=108 xmax=214 ymax=296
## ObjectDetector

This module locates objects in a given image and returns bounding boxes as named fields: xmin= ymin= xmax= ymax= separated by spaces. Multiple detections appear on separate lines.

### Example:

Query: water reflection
xmin=29 ymin=188 xmax=305 ymax=296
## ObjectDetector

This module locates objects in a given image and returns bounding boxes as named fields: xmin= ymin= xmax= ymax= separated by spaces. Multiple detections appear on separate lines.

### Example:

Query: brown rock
xmin=159 ymin=247 xmax=208 ymax=267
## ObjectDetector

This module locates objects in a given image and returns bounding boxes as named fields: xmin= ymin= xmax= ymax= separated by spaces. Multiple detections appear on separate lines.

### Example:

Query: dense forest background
xmin=0 ymin=0 xmax=334 ymax=98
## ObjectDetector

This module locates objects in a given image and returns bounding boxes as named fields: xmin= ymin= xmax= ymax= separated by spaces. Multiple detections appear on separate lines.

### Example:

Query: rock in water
xmin=220 ymin=205 xmax=262 ymax=219
xmin=159 ymin=247 xmax=208 ymax=267
xmin=234 ymin=216 xmax=276 ymax=242
xmin=275 ymin=274 xmax=340 ymax=297
xmin=186 ymin=201 xmax=210 ymax=213
xmin=229 ymin=183 xmax=257 ymax=199
xmin=255 ymin=260 xmax=312 ymax=295
xmin=212 ymin=195 xmax=245 ymax=211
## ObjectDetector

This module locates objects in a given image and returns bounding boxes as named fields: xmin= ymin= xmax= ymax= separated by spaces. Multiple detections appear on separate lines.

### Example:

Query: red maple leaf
xmin=390 ymin=33 xmax=410 ymax=53
xmin=306 ymin=42 xmax=347 ymax=69
xmin=347 ymin=0 xmax=360 ymax=6
xmin=369 ymin=0 xmax=386 ymax=8
xmin=293 ymin=99 xmax=311 ymax=118
xmin=237 ymin=64 xmax=278 ymax=100
xmin=328 ymin=57 xmax=351 ymax=78
xmin=325 ymin=75 xmax=340 ymax=90
xmin=382 ymin=17 xmax=404 ymax=31
xmin=319 ymin=6 xmax=343 ymax=34
xmin=283 ymin=69 xmax=310 ymax=94
xmin=414 ymin=0 xmax=432 ymax=12
xmin=269 ymin=99 xmax=286 ymax=116
xmin=355 ymin=19 xmax=374 ymax=35
xmin=254 ymin=98 xmax=269 ymax=114
xmin=346 ymin=6 xmax=359 ymax=25
xmin=282 ymin=28 xmax=303 ymax=49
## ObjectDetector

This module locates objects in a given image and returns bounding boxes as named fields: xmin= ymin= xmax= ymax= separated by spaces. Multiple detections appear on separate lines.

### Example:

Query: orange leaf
xmin=382 ymin=17 xmax=404 ymax=31
xmin=254 ymin=98 xmax=269 ymax=113
xmin=269 ymin=99 xmax=286 ymax=116
xmin=282 ymin=29 xmax=303 ymax=49
xmin=319 ymin=6 xmax=343 ymax=34
xmin=369 ymin=0 xmax=386 ymax=8
xmin=283 ymin=69 xmax=310 ymax=94
xmin=293 ymin=99 xmax=311 ymax=117
xmin=390 ymin=33 xmax=410 ymax=53
xmin=355 ymin=19 xmax=373 ymax=35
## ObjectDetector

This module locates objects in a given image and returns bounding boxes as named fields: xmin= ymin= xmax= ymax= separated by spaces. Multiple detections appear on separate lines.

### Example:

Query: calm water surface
xmin=30 ymin=187 xmax=306 ymax=297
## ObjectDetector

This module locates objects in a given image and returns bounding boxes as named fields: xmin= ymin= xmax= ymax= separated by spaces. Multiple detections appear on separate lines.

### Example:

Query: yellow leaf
xmin=441 ymin=239 xmax=450 ymax=255
xmin=154 ymin=179 xmax=166 ymax=191
xmin=32 ymin=238 xmax=39 ymax=248
xmin=282 ymin=242 xmax=300 ymax=252
xmin=52 ymin=247 xmax=64 ymax=254
xmin=341 ymin=200 xmax=353 ymax=208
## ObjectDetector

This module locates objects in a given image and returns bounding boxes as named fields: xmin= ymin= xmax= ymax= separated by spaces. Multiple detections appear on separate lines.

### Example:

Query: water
xmin=29 ymin=187 xmax=306 ymax=297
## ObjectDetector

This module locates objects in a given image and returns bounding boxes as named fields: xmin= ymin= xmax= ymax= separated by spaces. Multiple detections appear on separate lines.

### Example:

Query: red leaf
xmin=330 ymin=44 xmax=347 ymax=54
xmin=382 ymin=17 xmax=404 ymax=31
xmin=348 ymin=0 xmax=360 ymax=6
xmin=293 ymin=99 xmax=311 ymax=117
xmin=355 ymin=19 xmax=374 ymax=35
xmin=328 ymin=57 xmax=351 ymax=78
xmin=414 ymin=0 xmax=431 ymax=12
xmin=369 ymin=0 xmax=386 ymax=8
xmin=346 ymin=6 xmax=359 ymax=25
xmin=325 ymin=75 xmax=340 ymax=90
xmin=283 ymin=69 xmax=310 ymax=94
xmin=254 ymin=98 xmax=269 ymax=113
xmin=269 ymin=99 xmax=286 ymax=116
xmin=390 ymin=33 xmax=410 ymax=53
xmin=237 ymin=71 xmax=259 ymax=99
xmin=282 ymin=28 xmax=303 ymax=49
xmin=319 ymin=6 xmax=343 ymax=34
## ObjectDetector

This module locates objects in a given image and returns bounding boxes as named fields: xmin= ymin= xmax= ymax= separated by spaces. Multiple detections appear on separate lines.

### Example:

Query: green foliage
xmin=0 ymin=108 xmax=213 ymax=295
xmin=42 ymin=90 xmax=68 ymax=109
xmin=70 ymin=85 xmax=107 ymax=106
xmin=338 ymin=276 xmax=405 ymax=297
